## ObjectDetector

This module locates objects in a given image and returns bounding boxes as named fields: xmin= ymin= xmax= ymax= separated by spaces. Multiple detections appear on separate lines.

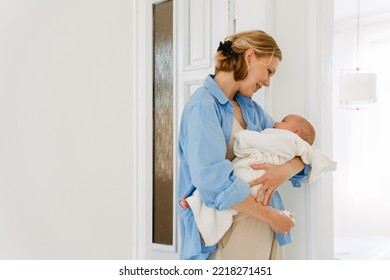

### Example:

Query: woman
xmin=177 ymin=30 xmax=309 ymax=260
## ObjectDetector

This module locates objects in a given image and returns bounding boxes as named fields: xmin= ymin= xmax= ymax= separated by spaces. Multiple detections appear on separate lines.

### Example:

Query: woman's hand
xmin=249 ymin=163 xmax=291 ymax=205
xmin=179 ymin=196 xmax=190 ymax=208
xmin=268 ymin=208 xmax=295 ymax=234
xmin=249 ymin=157 xmax=305 ymax=206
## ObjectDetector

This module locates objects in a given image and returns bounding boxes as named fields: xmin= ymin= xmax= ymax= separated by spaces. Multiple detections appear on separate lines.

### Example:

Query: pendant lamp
xmin=339 ymin=0 xmax=377 ymax=110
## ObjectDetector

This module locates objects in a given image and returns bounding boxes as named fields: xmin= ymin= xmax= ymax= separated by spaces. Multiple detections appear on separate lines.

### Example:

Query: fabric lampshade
xmin=339 ymin=71 xmax=377 ymax=109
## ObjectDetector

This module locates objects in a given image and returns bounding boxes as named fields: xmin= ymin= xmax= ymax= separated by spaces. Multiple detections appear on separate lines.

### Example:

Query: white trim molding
xmin=131 ymin=0 xmax=153 ymax=260
xmin=304 ymin=0 xmax=335 ymax=260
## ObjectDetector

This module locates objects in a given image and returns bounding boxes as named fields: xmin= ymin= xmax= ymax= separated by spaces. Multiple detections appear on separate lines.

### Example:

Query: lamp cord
xmin=356 ymin=0 xmax=360 ymax=71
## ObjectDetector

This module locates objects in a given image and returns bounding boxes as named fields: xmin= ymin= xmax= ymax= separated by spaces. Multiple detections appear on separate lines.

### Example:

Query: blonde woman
xmin=178 ymin=30 xmax=309 ymax=260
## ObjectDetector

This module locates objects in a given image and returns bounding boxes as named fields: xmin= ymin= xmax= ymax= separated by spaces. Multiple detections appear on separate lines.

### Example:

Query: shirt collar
xmin=204 ymin=74 xmax=255 ymax=106
xmin=235 ymin=92 xmax=254 ymax=107
xmin=203 ymin=75 xmax=230 ymax=105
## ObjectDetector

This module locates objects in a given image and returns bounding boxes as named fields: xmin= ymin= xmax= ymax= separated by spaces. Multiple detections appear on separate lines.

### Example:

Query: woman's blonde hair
xmin=214 ymin=30 xmax=282 ymax=81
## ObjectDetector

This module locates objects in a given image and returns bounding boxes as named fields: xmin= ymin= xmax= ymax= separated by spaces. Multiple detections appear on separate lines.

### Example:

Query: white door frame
xmin=303 ymin=0 xmax=335 ymax=259
xmin=131 ymin=0 xmax=154 ymax=260
xmin=132 ymin=0 xmax=179 ymax=260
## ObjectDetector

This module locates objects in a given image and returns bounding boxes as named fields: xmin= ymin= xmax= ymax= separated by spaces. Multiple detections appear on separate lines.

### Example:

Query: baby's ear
xmin=294 ymin=129 xmax=302 ymax=137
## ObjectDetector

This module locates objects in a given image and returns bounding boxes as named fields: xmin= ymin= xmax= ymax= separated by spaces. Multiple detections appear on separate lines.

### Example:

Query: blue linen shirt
xmin=177 ymin=75 xmax=309 ymax=260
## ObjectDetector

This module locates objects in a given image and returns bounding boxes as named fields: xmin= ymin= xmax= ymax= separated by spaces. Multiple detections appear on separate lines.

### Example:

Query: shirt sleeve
xmin=183 ymin=103 xmax=250 ymax=211
xmin=289 ymin=164 xmax=312 ymax=188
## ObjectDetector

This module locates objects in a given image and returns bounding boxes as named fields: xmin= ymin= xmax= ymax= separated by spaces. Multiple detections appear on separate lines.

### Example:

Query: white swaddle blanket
xmin=186 ymin=128 xmax=337 ymax=246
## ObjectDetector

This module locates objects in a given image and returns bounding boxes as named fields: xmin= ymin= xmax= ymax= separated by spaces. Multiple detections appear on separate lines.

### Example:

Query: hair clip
xmin=217 ymin=40 xmax=237 ymax=57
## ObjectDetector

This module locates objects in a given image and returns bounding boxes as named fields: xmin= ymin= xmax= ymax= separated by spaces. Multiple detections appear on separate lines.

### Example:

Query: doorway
xmin=333 ymin=0 xmax=390 ymax=260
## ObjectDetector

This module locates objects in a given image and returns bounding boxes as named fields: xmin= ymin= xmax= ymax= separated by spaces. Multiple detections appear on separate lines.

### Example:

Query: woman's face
xmin=238 ymin=55 xmax=279 ymax=97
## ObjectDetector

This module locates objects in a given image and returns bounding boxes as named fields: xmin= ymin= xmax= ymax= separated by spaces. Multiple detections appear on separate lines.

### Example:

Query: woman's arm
xmin=250 ymin=157 xmax=305 ymax=205
xmin=231 ymin=195 xmax=295 ymax=234
xmin=182 ymin=102 xmax=250 ymax=211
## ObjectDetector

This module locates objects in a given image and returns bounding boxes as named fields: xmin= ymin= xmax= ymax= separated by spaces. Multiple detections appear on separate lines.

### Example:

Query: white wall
xmin=0 ymin=0 xmax=134 ymax=259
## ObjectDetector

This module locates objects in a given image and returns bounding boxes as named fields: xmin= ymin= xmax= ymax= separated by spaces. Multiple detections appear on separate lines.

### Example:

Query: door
xmin=152 ymin=0 xmax=231 ymax=259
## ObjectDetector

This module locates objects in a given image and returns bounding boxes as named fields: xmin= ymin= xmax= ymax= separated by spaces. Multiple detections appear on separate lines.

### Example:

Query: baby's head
xmin=274 ymin=114 xmax=316 ymax=145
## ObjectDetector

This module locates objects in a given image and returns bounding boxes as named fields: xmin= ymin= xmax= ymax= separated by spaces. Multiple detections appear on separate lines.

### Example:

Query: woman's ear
xmin=244 ymin=48 xmax=255 ymax=64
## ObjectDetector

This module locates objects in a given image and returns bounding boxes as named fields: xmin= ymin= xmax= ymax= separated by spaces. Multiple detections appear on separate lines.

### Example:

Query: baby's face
xmin=273 ymin=115 xmax=300 ymax=133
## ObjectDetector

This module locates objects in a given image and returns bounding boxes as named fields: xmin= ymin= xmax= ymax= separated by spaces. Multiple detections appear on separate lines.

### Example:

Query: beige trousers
xmin=208 ymin=212 xmax=285 ymax=260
